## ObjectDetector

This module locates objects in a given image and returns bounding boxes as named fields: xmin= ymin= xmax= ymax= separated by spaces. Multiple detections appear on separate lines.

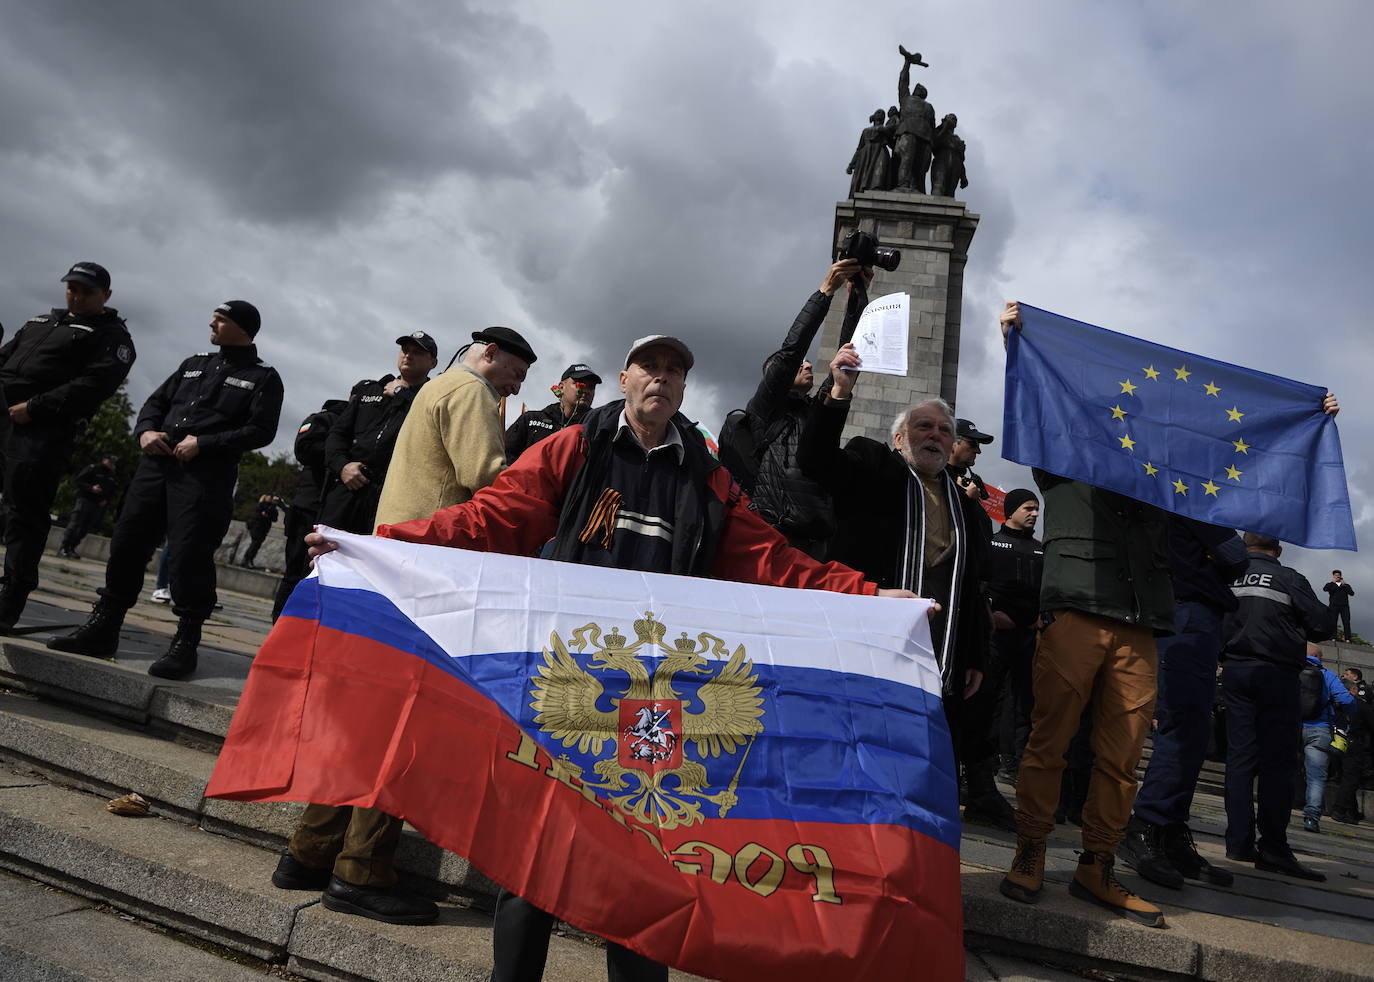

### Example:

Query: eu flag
xmin=1002 ymin=304 xmax=1355 ymax=550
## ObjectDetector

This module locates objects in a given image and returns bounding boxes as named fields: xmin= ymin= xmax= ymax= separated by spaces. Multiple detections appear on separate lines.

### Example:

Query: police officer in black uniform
xmin=58 ymin=454 xmax=121 ymax=557
xmin=319 ymin=332 xmax=438 ymax=533
xmin=1220 ymin=532 xmax=1334 ymax=880
xmin=987 ymin=489 xmax=1044 ymax=783
xmin=504 ymin=363 xmax=601 ymax=462
xmin=50 ymin=300 xmax=283 ymax=679
xmin=0 ymin=262 xmax=136 ymax=629
xmin=271 ymin=396 xmax=350 ymax=620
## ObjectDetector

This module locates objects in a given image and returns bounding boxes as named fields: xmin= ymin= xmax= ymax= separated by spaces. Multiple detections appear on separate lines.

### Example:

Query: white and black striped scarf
xmin=897 ymin=464 xmax=967 ymax=691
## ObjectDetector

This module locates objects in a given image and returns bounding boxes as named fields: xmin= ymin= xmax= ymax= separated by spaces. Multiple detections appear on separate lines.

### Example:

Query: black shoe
xmin=963 ymin=796 xmax=1019 ymax=833
xmin=1225 ymin=844 xmax=1258 ymax=863
xmin=1256 ymin=849 xmax=1326 ymax=882
xmin=0 ymin=582 xmax=30 ymax=633
xmin=1161 ymin=822 xmax=1233 ymax=887
xmin=57 ymin=547 xmax=76 ymax=559
xmin=1119 ymin=817 xmax=1184 ymax=889
xmin=47 ymin=601 xmax=125 ymax=657
xmin=321 ymin=876 xmax=439 ymax=925
xmin=148 ymin=618 xmax=201 ymax=680
xmin=1303 ymin=816 xmax=1321 ymax=834
xmin=272 ymin=851 xmax=332 ymax=891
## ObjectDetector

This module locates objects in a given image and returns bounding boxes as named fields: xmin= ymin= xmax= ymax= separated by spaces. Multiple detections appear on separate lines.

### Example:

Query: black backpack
xmin=1299 ymin=666 xmax=1328 ymax=721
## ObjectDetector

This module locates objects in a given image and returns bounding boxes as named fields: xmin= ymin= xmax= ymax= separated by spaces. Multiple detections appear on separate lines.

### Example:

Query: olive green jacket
xmin=1033 ymin=470 xmax=1174 ymax=634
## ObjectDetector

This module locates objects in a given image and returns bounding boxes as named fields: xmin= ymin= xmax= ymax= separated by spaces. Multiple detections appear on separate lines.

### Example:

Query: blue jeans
xmin=1302 ymin=724 xmax=1332 ymax=820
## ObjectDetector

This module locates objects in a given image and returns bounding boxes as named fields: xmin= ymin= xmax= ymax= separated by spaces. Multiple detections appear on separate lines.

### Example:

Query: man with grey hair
xmin=797 ymin=342 xmax=989 ymax=773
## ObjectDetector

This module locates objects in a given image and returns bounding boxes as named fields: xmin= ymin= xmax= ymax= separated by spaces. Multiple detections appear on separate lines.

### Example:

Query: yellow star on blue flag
xmin=1002 ymin=304 xmax=1355 ymax=550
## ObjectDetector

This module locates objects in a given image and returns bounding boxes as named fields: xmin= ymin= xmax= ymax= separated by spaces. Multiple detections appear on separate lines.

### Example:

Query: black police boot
xmin=46 ymin=601 xmax=125 ymax=657
xmin=1118 ymin=815 xmax=1184 ymax=889
xmin=0 ymin=583 xmax=30 ymax=633
xmin=1162 ymin=821 xmax=1233 ymax=886
xmin=148 ymin=617 xmax=202 ymax=680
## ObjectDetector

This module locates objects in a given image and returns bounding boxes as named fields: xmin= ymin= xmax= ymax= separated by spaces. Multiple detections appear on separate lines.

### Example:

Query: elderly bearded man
xmin=308 ymin=333 xmax=921 ymax=982
xmin=796 ymin=343 xmax=991 ymax=809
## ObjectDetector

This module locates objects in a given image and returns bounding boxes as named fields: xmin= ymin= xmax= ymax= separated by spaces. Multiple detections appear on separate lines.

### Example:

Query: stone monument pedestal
xmin=817 ymin=190 xmax=978 ymax=444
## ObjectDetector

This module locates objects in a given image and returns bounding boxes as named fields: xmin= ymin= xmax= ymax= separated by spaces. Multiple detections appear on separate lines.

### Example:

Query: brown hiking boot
xmin=1069 ymin=850 xmax=1165 ymax=928
xmin=999 ymin=835 xmax=1046 ymax=904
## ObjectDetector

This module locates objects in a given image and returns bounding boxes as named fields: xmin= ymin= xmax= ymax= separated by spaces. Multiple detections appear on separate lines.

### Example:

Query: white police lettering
xmin=225 ymin=377 xmax=256 ymax=391
xmin=360 ymin=395 xmax=384 ymax=403
xmin=1232 ymin=572 xmax=1273 ymax=587
xmin=531 ymin=420 xmax=553 ymax=430
xmin=991 ymin=541 xmax=1013 ymax=550
xmin=183 ymin=370 xmax=203 ymax=378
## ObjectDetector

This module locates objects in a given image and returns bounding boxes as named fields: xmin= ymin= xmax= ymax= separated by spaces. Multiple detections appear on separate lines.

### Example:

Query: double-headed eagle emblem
xmin=530 ymin=612 xmax=764 ymax=831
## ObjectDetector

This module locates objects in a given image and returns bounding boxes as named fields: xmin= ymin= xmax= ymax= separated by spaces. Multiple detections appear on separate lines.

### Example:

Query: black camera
xmin=836 ymin=229 xmax=901 ymax=272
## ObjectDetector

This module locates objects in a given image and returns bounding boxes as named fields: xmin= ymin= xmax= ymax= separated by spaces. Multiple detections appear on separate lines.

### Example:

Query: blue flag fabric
xmin=1002 ymin=304 xmax=1355 ymax=550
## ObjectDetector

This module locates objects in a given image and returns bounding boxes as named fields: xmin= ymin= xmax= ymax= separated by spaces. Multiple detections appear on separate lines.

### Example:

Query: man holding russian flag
xmin=285 ymin=333 xmax=956 ymax=981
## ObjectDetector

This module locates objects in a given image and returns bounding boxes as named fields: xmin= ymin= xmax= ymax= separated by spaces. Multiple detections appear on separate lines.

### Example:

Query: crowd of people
xmin=1 ymin=258 xmax=1368 ymax=978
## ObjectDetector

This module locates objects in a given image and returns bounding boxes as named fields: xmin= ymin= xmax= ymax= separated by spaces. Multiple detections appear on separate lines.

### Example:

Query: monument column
xmin=817 ymin=190 xmax=978 ymax=445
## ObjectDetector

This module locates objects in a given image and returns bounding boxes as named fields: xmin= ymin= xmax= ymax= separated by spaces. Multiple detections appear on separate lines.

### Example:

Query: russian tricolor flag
xmin=208 ymin=531 xmax=963 ymax=980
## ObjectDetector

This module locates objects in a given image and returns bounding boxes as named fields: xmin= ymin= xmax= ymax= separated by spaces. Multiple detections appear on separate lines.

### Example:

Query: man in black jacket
xmin=1324 ymin=570 xmax=1354 ymax=641
xmin=272 ymin=398 xmax=349 ymax=620
xmin=50 ymin=300 xmax=284 ymax=680
xmin=0 ymin=262 xmax=135 ymax=629
xmin=320 ymin=333 xmax=438 ymax=532
xmin=239 ymin=494 xmax=281 ymax=568
xmin=505 ymin=362 xmax=601 ymax=463
xmin=988 ymin=489 xmax=1042 ymax=784
xmin=58 ymin=454 xmax=120 ymax=558
xmin=1120 ymin=517 xmax=1248 ymax=890
xmin=1221 ymin=532 xmax=1335 ymax=881
xmin=745 ymin=259 xmax=866 ymax=558
xmin=797 ymin=342 xmax=988 ymax=753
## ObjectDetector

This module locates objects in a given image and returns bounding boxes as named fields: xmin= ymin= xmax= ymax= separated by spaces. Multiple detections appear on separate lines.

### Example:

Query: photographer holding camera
xmin=319 ymin=332 xmax=439 ymax=534
xmin=741 ymin=256 xmax=870 ymax=558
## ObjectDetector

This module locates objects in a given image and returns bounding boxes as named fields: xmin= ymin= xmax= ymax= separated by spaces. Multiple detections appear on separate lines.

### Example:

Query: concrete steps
xmin=2 ymin=584 xmax=1374 ymax=980
xmin=0 ymin=765 xmax=619 ymax=981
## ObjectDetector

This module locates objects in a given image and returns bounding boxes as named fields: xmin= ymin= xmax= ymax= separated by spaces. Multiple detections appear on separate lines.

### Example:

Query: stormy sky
xmin=2 ymin=1 xmax=1370 ymax=595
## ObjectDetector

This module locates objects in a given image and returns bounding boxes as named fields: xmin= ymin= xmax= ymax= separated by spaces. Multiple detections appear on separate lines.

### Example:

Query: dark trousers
xmin=318 ymin=481 xmax=383 ymax=535
xmin=61 ymin=497 xmax=108 ymax=552
xmin=272 ymin=505 xmax=317 ymax=621
xmin=1334 ymin=731 xmax=1369 ymax=817
xmin=241 ymin=527 xmax=267 ymax=565
xmin=995 ymin=626 xmax=1036 ymax=765
xmin=490 ymin=891 xmax=666 ymax=982
xmin=1222 ymin=660 xmax=1300 ymax=855
xmin=102 ymin=454 xmax=236 ymax=620
xmin=1133 ymin=601 xmax=1223 ymax=827
xmin=1332 ymin=606 xmax=1351 ymax=641
xmin=2 ymin=421 xmax=75 ymax=593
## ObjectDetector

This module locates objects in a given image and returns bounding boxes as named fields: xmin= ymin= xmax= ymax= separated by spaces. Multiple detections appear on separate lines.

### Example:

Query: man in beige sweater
xmin=375 ymin=326 xmax=537 ymax=525
xmin=271 ymin=325 xmax=537 ymax=924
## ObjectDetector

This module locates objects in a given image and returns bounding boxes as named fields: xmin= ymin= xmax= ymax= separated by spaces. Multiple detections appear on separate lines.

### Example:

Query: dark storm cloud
xmin=0 ymin=0 xmax=595 ymax=224
xmin=473 ymin=8 xmax=891 ymax=418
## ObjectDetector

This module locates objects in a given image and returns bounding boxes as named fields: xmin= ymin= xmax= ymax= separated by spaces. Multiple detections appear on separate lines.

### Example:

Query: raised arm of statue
xmin=898 ymin=59 xmax=911 ymax=103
